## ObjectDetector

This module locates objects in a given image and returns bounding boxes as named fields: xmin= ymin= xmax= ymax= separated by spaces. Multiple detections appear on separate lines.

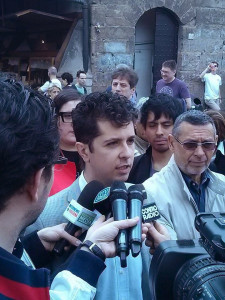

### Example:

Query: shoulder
xmin=175 ymin=78 xmax=187 ymax=87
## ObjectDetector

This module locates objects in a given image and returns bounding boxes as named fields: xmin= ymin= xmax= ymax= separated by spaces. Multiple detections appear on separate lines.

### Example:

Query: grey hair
xmin=172 ymin=110 xmax=216 ymax=137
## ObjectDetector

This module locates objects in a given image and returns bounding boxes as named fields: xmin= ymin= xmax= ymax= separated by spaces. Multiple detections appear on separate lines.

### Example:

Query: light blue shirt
xmin=96 ymin=253 xmax=143 ymax=300
xmin=79 ymin=172 xmax=144 ymax=300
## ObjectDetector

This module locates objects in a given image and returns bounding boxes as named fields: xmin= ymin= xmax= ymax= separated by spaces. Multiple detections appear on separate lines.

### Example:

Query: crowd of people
xmin=0 ymin=59 xmax=225 ymax=299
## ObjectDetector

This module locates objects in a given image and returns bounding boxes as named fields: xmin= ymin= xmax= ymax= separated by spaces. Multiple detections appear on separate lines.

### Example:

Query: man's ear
xmin=131 ymin=87 xmax=136 ymax=96
xmin=168 ymin=134 xmax=175 ymax=153
xmin=25 ymin=168 xmax=45 ymax=202
xmin=76 ymin=142 xmax=90 ymax=162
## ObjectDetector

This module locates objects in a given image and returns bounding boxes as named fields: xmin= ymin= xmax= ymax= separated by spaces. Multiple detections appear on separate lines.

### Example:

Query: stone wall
xmin=90 ymin=0 xmax=225 ymax=109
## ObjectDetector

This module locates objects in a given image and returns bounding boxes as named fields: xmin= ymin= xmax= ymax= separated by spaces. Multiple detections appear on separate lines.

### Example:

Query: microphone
xmin=110 ymin=181 xmax=129 ymax=268
xmin=128 ymin=184 xmax=145 ymax=257
xmin=53 ymin=180 xmax=104 ymax=255
xmin=93 ymin=186 xmax=111 ymax=217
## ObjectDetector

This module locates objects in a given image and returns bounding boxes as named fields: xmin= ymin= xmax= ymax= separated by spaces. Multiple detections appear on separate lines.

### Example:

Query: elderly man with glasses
xmin=143 ymin=110 xmax=225 ymax=248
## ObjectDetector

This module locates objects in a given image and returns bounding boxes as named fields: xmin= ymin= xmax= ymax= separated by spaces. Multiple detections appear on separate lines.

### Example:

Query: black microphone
xmin=128 ymin=184 xmax=145 ymax=257
xmin=110 ymin=181 xmax=129 ymax=268
xmin=53 ymin=180 xmax=104 ymax=255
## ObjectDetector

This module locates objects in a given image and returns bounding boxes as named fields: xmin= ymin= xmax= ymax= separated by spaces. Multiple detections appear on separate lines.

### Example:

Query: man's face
xmin=61 ymin=78 xmax=68 ymax=87
xmin=77 ymin=73 xmax=86 ymax=87
xmin=49 ymin=87 xmax=60 ymax=100
xmin=169 ymin=122 xmax=217 ymax=182
xmin=84 ymin=120 xmax=135 ymax=186
xmin=160 ymin=67 xmax=176 ymax=83
xmin=144 ymin=112 xmax=174 ymax=153
xmin=209 ymin=63 xmax=218 ymax=73
xmin=111 ymin=77 xmax=135 ymax=100
xmin=29 ymin=167 xmax=54 ymax=226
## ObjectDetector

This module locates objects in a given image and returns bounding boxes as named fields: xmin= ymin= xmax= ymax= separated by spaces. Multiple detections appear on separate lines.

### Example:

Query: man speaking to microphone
xmin=0 ymin=80 xmax=150 ymax=299
xmin=26 ymin=92 xmax=170 ymax=300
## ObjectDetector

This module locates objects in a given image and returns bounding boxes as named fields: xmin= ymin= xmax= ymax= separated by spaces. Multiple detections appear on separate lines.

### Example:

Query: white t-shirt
xmin=40 ymin=79 xmax=62 ymax=92
xmin=202 ymin=73 xmax=222 ymax=100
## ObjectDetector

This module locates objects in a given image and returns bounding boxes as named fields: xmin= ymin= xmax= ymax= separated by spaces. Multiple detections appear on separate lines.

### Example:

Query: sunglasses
xmin=59 ymin=112 xmax=72 ymax=123
xmin=173 ymin=136 xmax=217 ymax=151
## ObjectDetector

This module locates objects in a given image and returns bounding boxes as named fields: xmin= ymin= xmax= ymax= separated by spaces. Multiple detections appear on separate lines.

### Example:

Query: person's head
xmin=161 ymin=60 xmax=177 ymax=83
xmin=76 ymin=70 xmax=87 ymax=87
xmin=72 ymin=92 xmax=138 ymax=186
xmin=205 ymin=110 xmax=225 ymax=143
xmin=209 ymin=61 xmax=219 ymax=73
xmin=61 ymin=72 xmax=74 ymax=86
xmin=111 ymin=67 xmax=139 ymax=100
xmin=48 ymin=66 xmax=57 ymax=77
xmin=0 ymin=80 xmax=59 ymax=225
xmin=140 ymin=93 xmax=183 ymax=153
xmin=47 ymin=83 xmax=62 ymax=100
xmin=168 ymin=110 xmax=218 ymax=183
xmin=54 ymin=89 xmax=82 ymax=150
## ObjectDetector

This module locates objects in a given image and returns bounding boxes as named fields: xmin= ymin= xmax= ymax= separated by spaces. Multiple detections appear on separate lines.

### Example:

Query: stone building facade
xmin=88 ymin=0 xmax=225 ymax=108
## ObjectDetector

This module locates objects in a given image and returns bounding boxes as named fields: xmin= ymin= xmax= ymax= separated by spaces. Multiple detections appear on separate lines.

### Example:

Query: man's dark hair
xmin=76 ymin=70 xmax=86 ymax=78
xmin=162 ymin=60 xmax=177 ymax=71
xmin=61 ymin=72 xmax=74 ymax=85
xmin=111 ymin=67 xmax=139 ymax=89
xmin=172 ymin=110 xmax=216 ymax=137
xmin=72 ymin=92 xmax=138 ymax=152
xmin=140 ymin=93 xmax=184 ymax=128
xmin=211 ymin=61 xmax=219 ymax=67
xmin=0 ymin=81 xmax=59 ymax=211
xmin=53 ymin=89 xmax=82 ymax=115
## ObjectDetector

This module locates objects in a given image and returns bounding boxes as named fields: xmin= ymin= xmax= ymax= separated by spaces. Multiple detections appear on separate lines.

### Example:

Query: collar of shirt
xmin=181 ymin=170 xmax=210 ymax=212
xmin=79 ymin=171 xmax=88 ymax=191
xmin=181 ymin=170 xmax=210 ymax=189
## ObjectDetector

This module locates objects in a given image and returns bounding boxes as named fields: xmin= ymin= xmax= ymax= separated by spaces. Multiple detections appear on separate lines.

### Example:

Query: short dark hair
xmin=111 ymin=67 xmax=139 ymax=89
xmin=53 ymin=89 xmax=82 ymax=115
xmin=76 ymin=70 xmax=86 ymax=78
xmin=61 ymin=72 xmax=74 ymax=84
xmin=211 ymin=61 xmax=219 ymax=67
xmin=172 ymin=110 xmax=216 ymax=137
xmin=162 ymin=60 xmax=177 ymax=71
xmin=0 ymin=81 xmax=59 ymax=211
xmin=72 ymin=92 xmax=138 ymax=151
xmin=140 ymin=93 xmax=184 ymax=128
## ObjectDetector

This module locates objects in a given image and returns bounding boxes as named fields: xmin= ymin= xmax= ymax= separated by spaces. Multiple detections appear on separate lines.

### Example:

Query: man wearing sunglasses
xmin=143 ymin=110 xmax=225 ymax=244
xmin=200 ymin=61 xmax=222 ymax=110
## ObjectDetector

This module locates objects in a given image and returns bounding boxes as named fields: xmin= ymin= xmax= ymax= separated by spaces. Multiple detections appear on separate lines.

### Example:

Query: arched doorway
xmin=135 ymin=8 xmax=179 ymax=98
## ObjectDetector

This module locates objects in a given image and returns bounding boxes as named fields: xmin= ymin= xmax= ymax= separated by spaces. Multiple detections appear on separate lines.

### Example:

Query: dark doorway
xmin=153 ymin=8 xmax=179 ymax=92
xmin=135 ymin=8 xmax=179 ymax=98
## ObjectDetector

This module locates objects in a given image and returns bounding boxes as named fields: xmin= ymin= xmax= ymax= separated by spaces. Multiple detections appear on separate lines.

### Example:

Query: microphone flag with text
xmin=53 ymin=180 xmax=104 ymax=255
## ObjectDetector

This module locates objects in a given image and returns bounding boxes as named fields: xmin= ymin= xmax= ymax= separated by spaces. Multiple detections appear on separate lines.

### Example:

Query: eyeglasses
xmin=53 ymin=156 xmax=68 ymax=165
xmin=59 ymin=112 xmax=72 ymax=123
xmin=160 ymin=69 xmax=171 ymax=74
xmin=173 ymin=136 xmax=217 ymax=151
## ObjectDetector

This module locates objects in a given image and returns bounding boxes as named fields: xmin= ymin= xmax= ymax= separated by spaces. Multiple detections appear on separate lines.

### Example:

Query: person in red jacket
xmin=49 ymin=89 xmax=83 ymax=196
